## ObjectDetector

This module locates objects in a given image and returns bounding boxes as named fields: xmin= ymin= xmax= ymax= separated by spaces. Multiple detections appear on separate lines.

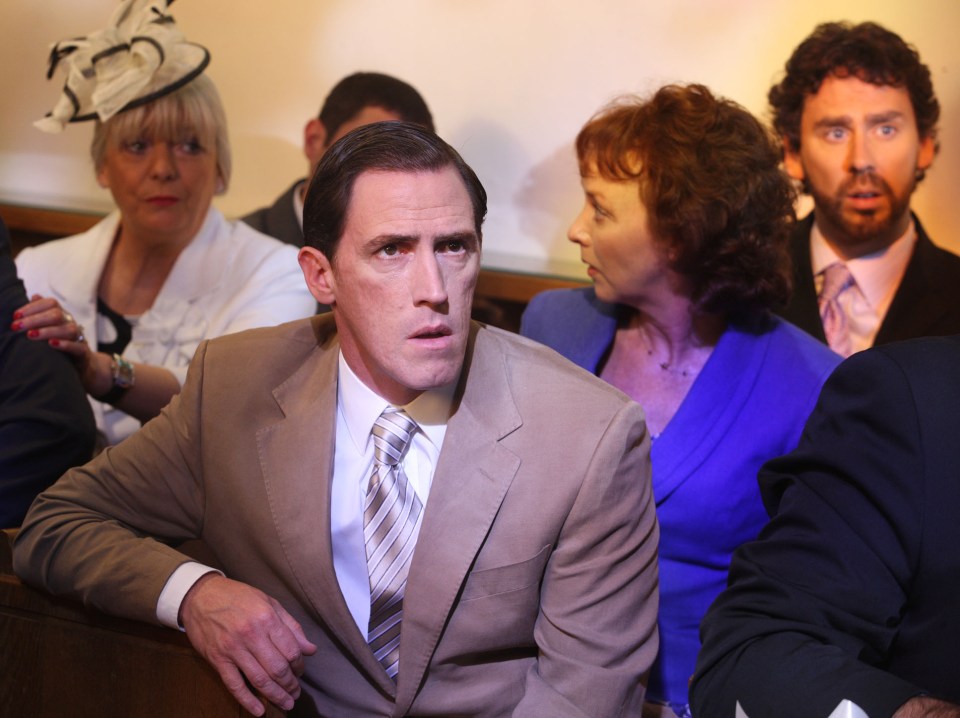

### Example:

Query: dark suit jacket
xmin=241 ymin=181 xmax=333 ymax=315
xmin=241 ymin=180 xmax=305 ymax=248
xmin=777 ymin=213 xmax=960 ymax=345
xmin=14 ymin=315 xmax=660 ymax=716
xmin=691 ymin=335 xmax=960 ymax=717
xmin=0 ymin=217 xmax=95 ymax=527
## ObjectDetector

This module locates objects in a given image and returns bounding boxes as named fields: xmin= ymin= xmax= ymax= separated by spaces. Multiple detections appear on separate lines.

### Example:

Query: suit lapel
xmin=256 ymin=321 xmax=526 ymax=705
xmin=267 ymin=180 xmax=307 ymax=243
xmin=393 ymin=325 xmax=523 ymax=714
xmin=877 ymin=219 xmax=948 ymax=343
xmin=785 ymin=214 xmax=956 ymax=347
xmin=779 ymin=215 xmax=827 ymax=342
xmin=255 ymin=318 xmax=393 ymax=690
xmin=46 ymin=214 xmax=118 ymax=331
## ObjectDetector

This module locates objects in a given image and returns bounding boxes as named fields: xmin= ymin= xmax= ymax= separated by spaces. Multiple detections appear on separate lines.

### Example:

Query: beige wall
xmin=1 ymin=0 xmax=956 ymax=277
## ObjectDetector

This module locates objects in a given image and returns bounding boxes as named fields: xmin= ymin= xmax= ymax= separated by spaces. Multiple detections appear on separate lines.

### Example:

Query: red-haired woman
xmin=522 ymin=84 xmax=841 ymax=716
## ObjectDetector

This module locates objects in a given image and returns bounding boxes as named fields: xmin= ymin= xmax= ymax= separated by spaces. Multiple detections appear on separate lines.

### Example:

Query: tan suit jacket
xmin=15 ymin=316 xmax=659 ymax=717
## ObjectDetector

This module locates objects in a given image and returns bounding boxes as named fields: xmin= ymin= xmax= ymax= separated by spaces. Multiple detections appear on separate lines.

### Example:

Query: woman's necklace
xmin=644 ymin=348 xmax=697 ymax=378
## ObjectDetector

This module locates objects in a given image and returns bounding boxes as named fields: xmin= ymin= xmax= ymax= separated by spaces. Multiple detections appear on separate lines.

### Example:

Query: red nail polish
xmin=12 ymin=311 xmax=22 ymax=320
xmin=50 ymin=339 xmax=60 ymax=347
xmin=10 ymin=321 xmax=21 ymax=331
xmin=27 ymin=329 xmax=39 ymax=338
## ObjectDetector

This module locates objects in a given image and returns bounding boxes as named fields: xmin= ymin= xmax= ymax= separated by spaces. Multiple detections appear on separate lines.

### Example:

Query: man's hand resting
xmin=180 ymin=573 xmax=318 ymax=716
xmin=894 ymin=697 xmax=960 ymax=718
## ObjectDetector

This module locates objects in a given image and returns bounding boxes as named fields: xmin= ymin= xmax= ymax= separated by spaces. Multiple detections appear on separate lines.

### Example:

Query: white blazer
xmin=16 ymin=207 xmax=315 ymax=444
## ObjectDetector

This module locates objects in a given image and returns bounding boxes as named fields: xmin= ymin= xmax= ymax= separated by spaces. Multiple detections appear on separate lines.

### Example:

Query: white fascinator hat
xmin=35 ymin=0 xmax=210 ymax=133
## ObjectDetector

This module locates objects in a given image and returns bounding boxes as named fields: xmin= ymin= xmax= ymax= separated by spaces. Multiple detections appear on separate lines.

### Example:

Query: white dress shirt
xmin=156 ymin=350 xmax=454 ymax=631
xmin=811 ymin=220 xmax=916 ymax=355
xmin=332 ymin=352 xmax=452 ymax=632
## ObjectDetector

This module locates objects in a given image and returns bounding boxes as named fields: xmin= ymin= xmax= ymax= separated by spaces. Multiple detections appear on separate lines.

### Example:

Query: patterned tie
xmin=818 ymin=262 xmax=855 ymax=357
xmin=364 ymin=408 xmax=423 ymax=680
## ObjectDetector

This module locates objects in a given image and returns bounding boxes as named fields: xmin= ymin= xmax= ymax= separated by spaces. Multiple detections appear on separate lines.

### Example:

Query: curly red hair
xmin=576 ymin=84 xmax=794 ymax=316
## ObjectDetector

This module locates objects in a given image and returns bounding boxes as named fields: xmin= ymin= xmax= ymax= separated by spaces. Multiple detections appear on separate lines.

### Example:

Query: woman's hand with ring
xmin=13 ymin=294 xmax=92 ymax=358
xmin=12 ymin=294 xmax=111 ymax=395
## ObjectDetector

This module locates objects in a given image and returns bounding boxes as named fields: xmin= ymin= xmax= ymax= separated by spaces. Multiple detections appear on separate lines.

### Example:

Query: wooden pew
xmin=0 ymin=529 xmax=283 ymax=717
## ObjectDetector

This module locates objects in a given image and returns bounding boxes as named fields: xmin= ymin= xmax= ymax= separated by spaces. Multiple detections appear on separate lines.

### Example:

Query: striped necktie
xmin=818 ymin=262 xmax=855 ymax=357
xmin=364 ymin=407 xmax=423 ymax=680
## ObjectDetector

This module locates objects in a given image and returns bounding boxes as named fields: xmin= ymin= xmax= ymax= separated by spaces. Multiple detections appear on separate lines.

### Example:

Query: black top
xmin=96 ymin=296 xmax=133 ymax=355
xmin=0 ymin=217 xmax=96 ymax=526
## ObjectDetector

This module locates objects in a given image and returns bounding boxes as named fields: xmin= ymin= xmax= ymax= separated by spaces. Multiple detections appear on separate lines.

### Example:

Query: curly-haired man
xmin=771 ymin=21 xmax=960 ymax=357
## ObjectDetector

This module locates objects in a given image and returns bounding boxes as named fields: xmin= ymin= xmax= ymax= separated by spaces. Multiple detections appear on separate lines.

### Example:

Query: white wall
xmin=1 ymin=0 xmax=957 ymax=278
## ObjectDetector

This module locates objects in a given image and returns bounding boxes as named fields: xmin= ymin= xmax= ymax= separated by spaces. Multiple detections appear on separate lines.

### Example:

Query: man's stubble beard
xmin=808 ymin=172 xmax=916 ymax=257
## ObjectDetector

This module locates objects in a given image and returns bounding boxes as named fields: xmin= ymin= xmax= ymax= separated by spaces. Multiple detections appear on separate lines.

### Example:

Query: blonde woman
xmin=14 ymin=0 xmax=314 ymax=445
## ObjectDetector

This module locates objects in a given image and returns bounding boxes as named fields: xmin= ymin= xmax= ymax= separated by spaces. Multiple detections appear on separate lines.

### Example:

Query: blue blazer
xmin=522 ymin=287 xmax=841 ymax=706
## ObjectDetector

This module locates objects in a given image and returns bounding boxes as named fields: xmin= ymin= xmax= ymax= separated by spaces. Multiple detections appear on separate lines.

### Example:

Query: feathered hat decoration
xmin=35 ymin=0 xmax=209 ymax=133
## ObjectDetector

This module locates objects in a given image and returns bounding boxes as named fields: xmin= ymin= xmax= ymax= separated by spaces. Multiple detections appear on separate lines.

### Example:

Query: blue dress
xmin=521 ymin=287 xmax=841 ymax=708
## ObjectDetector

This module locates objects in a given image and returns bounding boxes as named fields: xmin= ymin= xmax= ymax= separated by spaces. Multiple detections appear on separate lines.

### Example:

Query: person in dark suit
xmin=14 ymin=122 xmax=660 ymax=717
xmin=770 ymin=22 xmax=960 ymax=357
xmin=0 ymin=216 xmax=96 ymax=526
xmin=691 ymin=335 xmax=960 ymax=718
xmin=782 ymin=213 xmax=960 ymax=349
xmin=241 ymin=72 xmax=434 ymax=248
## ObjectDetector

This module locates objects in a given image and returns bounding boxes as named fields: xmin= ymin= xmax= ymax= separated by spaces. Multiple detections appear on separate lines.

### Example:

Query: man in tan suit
xmin=14 ymin=122 xmax=659 ymax=717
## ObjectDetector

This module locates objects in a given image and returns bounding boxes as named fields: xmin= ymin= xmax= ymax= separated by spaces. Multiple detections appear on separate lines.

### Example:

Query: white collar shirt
xmin=331 ymin=351 xmax=453 ymax=633
xmin=811 ymin=219 xmax=916 ymax=355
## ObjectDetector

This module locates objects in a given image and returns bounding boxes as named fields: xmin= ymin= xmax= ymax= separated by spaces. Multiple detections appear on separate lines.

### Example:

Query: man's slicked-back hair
xmin=319 ymin=72 xmax=434 ymax=142
xmin=769 ymin=21 xmax=940 ymax=156
xmin=303 ymin=121 xmax=487 ymax=261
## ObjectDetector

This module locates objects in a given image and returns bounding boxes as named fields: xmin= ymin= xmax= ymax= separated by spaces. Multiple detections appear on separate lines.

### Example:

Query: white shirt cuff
xmin=156 ymin=561 xmax=222 ymax=630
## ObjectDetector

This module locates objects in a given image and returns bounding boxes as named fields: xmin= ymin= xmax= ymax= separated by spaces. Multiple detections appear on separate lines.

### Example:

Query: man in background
xmin=771 ymin=21 xmax=960 ymax=357
xmin=242 ymin=71 xmax=434 ymax=247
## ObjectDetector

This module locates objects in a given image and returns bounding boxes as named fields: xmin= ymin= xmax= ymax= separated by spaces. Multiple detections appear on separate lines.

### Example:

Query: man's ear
xmin=917 ymin=133 xmax=936 ymax=172
xmin=782 ymin=138 xmax=805 ymax=182
xmin=303 ymin=118 xmax=328 ymax=173
xmin=299 ymin=246 xmax=337 ymax=306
